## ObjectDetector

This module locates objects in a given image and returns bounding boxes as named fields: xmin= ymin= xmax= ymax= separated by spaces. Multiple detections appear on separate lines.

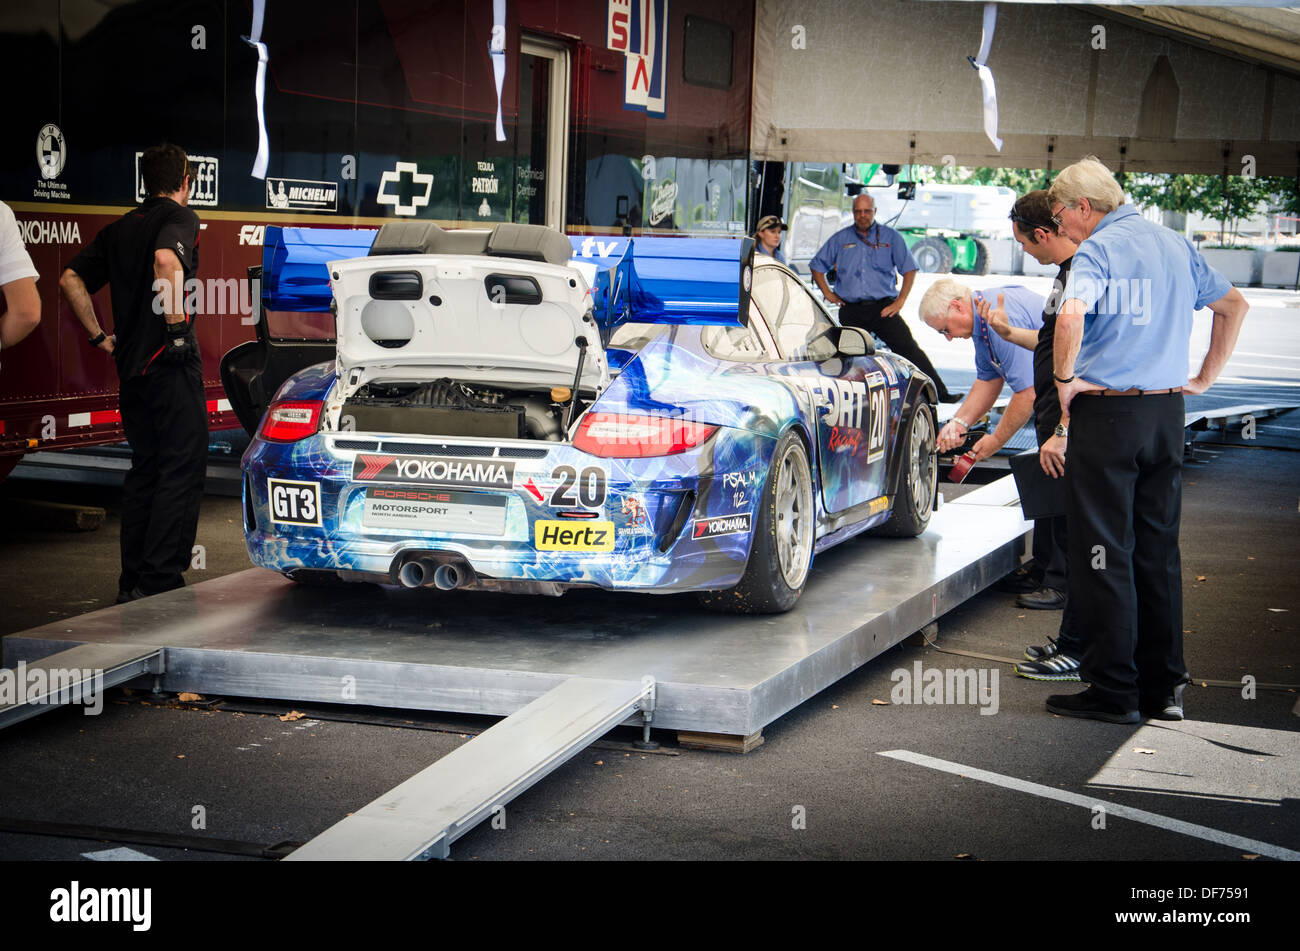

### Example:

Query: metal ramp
xmin=0 ymin=643 xmax=163 ymax=730
xmin=286 ymin=677 xmax=654 ymax=860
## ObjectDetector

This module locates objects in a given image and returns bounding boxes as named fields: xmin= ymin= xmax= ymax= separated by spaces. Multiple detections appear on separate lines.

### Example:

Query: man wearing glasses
xmin=1043 ymin=156 xmax=1247 ymax=724
xmin=918 ymin=277 xmax=1044 ymax=471
xmin=810 ymin=194 xmax=957 ymax=401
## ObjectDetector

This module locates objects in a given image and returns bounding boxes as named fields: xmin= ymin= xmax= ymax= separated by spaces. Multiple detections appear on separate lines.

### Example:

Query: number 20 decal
xmin=549 ymin=465 xmax=607 ymax=508
xmin=866 ymin=380 xmax=887 ymax=463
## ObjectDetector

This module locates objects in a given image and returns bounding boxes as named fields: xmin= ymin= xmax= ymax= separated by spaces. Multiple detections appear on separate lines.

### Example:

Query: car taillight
xmin=259 ymin=400 xmax=324 ymax=442
xmin=573 ymin=412 xmax=718 ymax=458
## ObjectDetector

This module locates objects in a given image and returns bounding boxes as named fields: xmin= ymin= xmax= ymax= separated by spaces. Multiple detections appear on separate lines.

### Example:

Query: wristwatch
xmin=1053 ymin=423 xmax=1069 ymax=438
xmin=88 ymin=331 xmax=107 ymax=347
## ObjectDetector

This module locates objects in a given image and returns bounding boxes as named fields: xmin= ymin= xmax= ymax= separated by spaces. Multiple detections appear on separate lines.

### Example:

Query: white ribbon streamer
xmin=972 ymin=3 xmax=1002 ymax=152
xmin=243 ymin=0 xmax=270 ymax=179
xmin=491 ymin=0 xmax=506 ymax=142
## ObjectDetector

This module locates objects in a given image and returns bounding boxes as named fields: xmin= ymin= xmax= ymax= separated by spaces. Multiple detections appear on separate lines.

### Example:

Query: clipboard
xmin=1009 ymin=450 xmax=1067 ymax=520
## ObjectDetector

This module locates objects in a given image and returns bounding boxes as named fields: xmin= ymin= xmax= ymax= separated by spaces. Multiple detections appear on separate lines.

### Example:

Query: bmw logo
xmin=37 ymin=123 xmax=66 ymax=181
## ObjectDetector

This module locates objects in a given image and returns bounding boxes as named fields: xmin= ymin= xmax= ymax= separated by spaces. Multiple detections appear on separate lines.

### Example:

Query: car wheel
xmin=912 ymin=236 xmax=954 ymax=274
xmin=956 ymin=238 xmax=990 ymax=276
xmin=876 ymin=402 xmax=936 ymax=537
xmin=698 ymin=430 xmax=815 ymax=614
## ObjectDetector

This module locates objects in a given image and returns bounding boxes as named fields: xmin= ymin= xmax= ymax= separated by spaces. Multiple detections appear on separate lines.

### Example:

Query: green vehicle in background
xmin=782 ymin=162 xmax=1014 ymax=277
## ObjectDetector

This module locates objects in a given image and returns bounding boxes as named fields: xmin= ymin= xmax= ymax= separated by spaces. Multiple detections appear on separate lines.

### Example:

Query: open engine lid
xmin=328 ymin=253 xmax=609 ymax=391
xmin=569 ymin=236 xmax=756 ymax=331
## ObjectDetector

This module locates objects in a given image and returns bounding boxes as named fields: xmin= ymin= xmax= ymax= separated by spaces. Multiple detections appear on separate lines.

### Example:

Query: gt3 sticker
xmin=693 ymin=513 xmax=751 ymax=539
xmin=268 ymin=479 xmax=322 ymax=526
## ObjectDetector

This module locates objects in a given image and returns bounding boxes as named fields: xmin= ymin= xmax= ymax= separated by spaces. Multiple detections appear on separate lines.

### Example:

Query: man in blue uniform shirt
xmin=811 ymin=194 xmax=956 ymax=401
xmin=919 ymin=278 xmax=1044 ymax=464
xmin=1046 ymin=156 xmax=1247 ymax=724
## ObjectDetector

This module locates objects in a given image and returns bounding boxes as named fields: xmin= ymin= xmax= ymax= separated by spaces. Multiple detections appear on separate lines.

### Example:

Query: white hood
xmin=328 ymin=253 xmax=609 ymax=392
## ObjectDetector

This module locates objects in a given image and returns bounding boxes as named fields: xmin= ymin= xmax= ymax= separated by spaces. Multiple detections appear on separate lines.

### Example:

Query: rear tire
xmin=876 ymin=402 xmax=937 ymax=537
xmin=698 ymin=430 xmax=814 ymax=614
xmin=912 ymin=237 xmax=954 ymax=274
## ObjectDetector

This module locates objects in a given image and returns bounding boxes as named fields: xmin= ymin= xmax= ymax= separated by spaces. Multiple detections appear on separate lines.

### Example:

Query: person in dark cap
xmin=754 ymin=214 xmax=787 ymax=264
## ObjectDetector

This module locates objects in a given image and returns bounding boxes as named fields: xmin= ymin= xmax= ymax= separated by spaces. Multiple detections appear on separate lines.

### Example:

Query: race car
xmin=220 ymin=221 xmax=937 ymax=613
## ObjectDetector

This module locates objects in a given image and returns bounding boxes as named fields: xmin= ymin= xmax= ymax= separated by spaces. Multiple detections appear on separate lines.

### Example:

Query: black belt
xmin=843 ymin=297 xmax=895 ymax=305
xmin=1081 ymin=387 xmax=1183 ymax=397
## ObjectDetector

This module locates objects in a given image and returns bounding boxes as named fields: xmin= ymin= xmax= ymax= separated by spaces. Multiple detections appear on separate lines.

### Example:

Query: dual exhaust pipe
xmin=397 ymin=557 xmax=475 ymax=591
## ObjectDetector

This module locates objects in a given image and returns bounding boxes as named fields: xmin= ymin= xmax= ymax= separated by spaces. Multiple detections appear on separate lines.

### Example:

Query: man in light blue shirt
xmin=1044 ymin=156 xmax=1248 ymax=725
xmin=919 ymin=278 xmax=1044 ymax=464
xmin=810 ymin=194 xmax=956 ymax=401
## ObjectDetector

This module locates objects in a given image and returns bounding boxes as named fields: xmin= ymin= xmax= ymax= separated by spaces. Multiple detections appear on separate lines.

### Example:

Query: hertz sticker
xmin=535 ymin=520 xmax=616 ymax=552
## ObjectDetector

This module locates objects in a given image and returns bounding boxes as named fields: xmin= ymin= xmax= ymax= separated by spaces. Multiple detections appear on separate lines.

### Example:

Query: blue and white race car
xmin=220 ymin=221 xmax=937 ymax=613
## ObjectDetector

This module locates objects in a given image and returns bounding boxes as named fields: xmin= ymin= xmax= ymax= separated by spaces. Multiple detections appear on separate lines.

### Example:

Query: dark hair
xmin=1009 ymin=189 xmax=1057 ymax=244
xmin=140 ymin=143 xmax=189 ymax=196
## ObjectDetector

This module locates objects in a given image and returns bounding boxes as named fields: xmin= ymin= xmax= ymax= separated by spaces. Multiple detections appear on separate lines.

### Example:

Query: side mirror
xmin=837 ymin=326 xmax=875 ymax=357
xmin=897 ymin=181 xmax=917 ymax=201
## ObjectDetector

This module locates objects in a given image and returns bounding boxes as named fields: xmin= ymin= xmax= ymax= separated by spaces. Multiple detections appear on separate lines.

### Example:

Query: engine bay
xmin=335 ymin=378 xmax=589 ymax=441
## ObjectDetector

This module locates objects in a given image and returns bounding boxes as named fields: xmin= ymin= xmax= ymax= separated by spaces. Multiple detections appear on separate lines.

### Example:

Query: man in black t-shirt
xmin=978 ymin=190 xmax=1082 ymax=680
xmin=60 ymin=144 xmax=207 ymax=601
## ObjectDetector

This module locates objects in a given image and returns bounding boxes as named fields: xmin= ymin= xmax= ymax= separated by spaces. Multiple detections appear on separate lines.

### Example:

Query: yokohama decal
xmin=693 ymin=513 xmax=751 ymax=539
xmin=351 ymin=455 xmax=515 ymax=490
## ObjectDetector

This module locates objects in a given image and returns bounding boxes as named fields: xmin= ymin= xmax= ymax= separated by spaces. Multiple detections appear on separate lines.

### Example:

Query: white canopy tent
xmin=750 ymin=1 xmax=1300 ymax=175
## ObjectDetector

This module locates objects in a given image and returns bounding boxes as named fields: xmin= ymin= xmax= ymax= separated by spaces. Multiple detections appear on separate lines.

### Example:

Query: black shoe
xmin=1141 ymin=681 xmax=1189 ymax=721
xmin=1017 ymin=586 xmax=1066 ymax=610
xmin=939 ymin=391 xmax=965 ymax=404
xmin=115 ymin=589 xmax=139 ymax=604
xmin=995 ymin=565 xmax=1043 ymax=594
xmin=1046 ymin=687 xmax=1139 ymax=724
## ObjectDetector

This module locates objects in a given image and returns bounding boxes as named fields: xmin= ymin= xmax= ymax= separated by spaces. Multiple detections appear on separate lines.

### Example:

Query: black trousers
xmin=118 ymin=363 xmax=209 ymax=594
xmin=1066 ymin=392 xmax=1187 ymax=708
xmin=838 ymin=299 xmax=953 ymax=400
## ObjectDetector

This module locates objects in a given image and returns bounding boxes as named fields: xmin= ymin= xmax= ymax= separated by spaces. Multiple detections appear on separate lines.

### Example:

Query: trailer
xmin=0 ymin=0 xmax=755 ymax=478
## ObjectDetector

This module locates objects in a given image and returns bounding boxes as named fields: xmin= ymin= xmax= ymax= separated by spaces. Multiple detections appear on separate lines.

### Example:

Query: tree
xmin=1123 ymin=172 xmax=1282 ymax=244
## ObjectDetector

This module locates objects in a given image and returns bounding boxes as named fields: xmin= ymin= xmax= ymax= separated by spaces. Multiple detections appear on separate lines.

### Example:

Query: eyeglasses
xmin=1049 ymin=203 xmax=1067 ymax=228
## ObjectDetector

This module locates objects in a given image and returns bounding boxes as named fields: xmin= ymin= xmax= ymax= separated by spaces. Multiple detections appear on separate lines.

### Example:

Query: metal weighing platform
xmin=2 ymin=477 xmax=1030 ymax=859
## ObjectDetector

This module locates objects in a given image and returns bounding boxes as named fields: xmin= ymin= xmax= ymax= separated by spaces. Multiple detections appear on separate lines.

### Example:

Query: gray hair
xmin=1049 ymin=155 xmax=1125 ymax=215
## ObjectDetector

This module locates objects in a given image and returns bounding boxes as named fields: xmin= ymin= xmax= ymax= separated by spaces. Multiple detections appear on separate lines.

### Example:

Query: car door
xmin=749 ymin=266 xmax=889 ymax=513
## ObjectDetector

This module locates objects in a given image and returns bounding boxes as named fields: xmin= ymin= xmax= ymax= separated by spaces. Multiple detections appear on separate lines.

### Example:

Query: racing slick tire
xmin=876 ymin=402 xmax=937 ymax=537
xmin=698 ymin=429 xmax=815 ymax=614
xmin=911 ymin=236 xmax=955 ymax=274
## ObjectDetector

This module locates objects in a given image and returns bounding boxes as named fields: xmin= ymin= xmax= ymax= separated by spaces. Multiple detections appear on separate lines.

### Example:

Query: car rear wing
xmin=257 ymin=227 xmax=756 ymax=332
xmin=261 ymin=226 xmax=378 ymax=312
xmin=569 ymin=236 xmax=756 ymax=330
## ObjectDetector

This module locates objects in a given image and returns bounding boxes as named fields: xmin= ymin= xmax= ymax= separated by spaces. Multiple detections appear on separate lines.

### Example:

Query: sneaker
xmin=1015 ymin=653 xmax=1082 ymax=682
xmin=995 ymin=565 xmax=1043 ymax=594
xmin=1046 ymin=687 xmax=1139 ymax=724
xmin=1016 ymin=586 xmax=1066 ymax=610
xmin=1024 ymin=637 xmax=1061 ymax=661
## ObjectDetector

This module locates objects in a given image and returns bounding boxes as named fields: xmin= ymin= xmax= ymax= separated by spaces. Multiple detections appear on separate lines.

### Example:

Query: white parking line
xmin=877 ymin=749 xmax=1300 ymax=861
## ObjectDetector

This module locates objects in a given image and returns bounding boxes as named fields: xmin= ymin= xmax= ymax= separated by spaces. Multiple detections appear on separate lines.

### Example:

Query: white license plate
xmin=361 ymin=487 xmax=506 ymax=535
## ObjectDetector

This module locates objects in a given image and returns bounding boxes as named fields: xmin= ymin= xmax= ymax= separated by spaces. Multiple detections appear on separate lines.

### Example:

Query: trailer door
xmin=516 ymin=37 xmax=570 ymax=229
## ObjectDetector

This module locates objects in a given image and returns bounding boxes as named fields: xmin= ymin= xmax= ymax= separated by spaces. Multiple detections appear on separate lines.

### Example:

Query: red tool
xmin=948 ymin=451 xmax=977 ymax=483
